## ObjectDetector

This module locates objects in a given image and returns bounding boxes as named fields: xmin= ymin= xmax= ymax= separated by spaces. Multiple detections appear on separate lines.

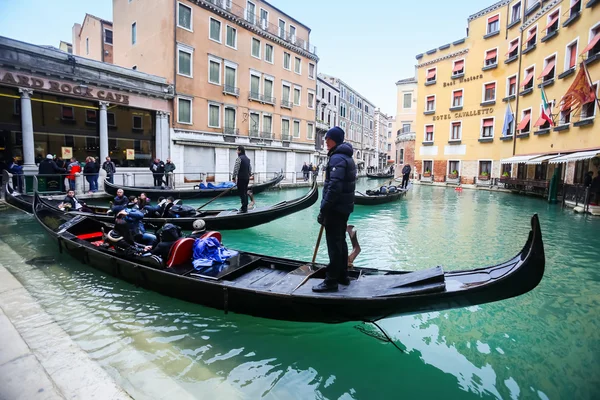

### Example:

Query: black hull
xmin=355 ymin=190 xmax=406 ymax=205
xmin=40 ymin=180 xmax=319 ymax=231
xmin=4 ymin=181 xmax=33 ymax=213
xmin=33 ymin=193 xmax=545 ymax=323
xmin=366 ymin=173 xmax=394 ymax=179
xmin=104 ymin=173 xmax=284 ymax=199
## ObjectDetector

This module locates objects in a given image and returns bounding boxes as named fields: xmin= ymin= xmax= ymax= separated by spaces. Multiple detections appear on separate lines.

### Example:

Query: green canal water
xmin=1 ymin=179 xmax=599 ymax=399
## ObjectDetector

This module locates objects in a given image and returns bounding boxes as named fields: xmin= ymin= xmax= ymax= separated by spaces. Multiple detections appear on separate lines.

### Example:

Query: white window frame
xmin=177 ymin=2 xmax=193 ymax=32
xmin=177 ymin=96 xmax=193 ymax=125
xmin=542 ymin=52 xmax=558 ymax=81
xmin=511 ymin=1 xmax=522 ymax=23
xmin=283 ymin=52 xmax=291 ymax=70
xmin=523 ymin=64 xmax=536 ymax=90
xmin=289 ymin=24 xmax=297 ymax=44
xmin=209 ymin=17 xmax=222 ymax=44
xmin=559 ymin=106 xmax=572 ymax=125
xmin=262 ymin=113 xmax=272 ymax=134
xmin=447 ymin=160 xmax=461 ymax=176
xmin=104 ymin=28 xmax=113 ymax=45
xmin=249 ymin=70 xmax=262 ymax=99
xmin=294 ymin=56 xmax=302 ymax=75
xmin=424 ymin=124 xmax=434 ymax=142
xmin=484 ymin=46 xmax=499 ymax=67
xmin=208 ymin=102 xmax=221 ymax=128
xmin=292 ymin=119 xmax=301 ymax=138
xmin=545 ymin=7 xmax=560 ymax=35
xmin=251 ymin=37 xmax=261 ymax=59
xmin=480 ymin=116 xmax=496 ymax=138
xmin=264 ymin=43 xmax=274 ymax=64
xmin=307 ymin=89 xmax=315 ymax=109
xmin=246 ymin=0 xmax=256 ymax=23
xmin=225 ymin=25 xmax=237 ymax=49
xmin=308 ymin=63 xmax=315 ymax=80
xmin=132 ymin=115 xmax=143 ymax=130
xmin=249 ymin=111 xmax=260 ymax=135
xmin=307 ymin=122 xmax=314 ymax=140
xmin=487 ymin=13 xmax=501 ymax=34
xmin=223 ymin=60 xmax=238 ymax=90
xmin=581 ymin=80 xmax=599 ymax=120
xmin=263 ymin=75 xmax=274 ymax=101
xmin=281 ymin=117 xmax=290 ymax=137
xmin=508 ymin=37 xmax=520 ymax=58
xmin=278 ymin=18 xmax=286 ymax=38
xmin=223 ymin=106 xmax=237 ymax=131
xmin=451 ymin=88 xmax=464 ymax=107
xmin=422 ymin=160 xmax=433 ymax=174
xmin=131 ymin=22 xmax=137 ymax=45
xmin=482 ymin=80 xmax=497 ymax=102
xmin=449 ymin=120 xmax=462 ymax=141
xmin=520 ymin=107 xmax=532 ymax=133
xmin=177 ymin=43 xmax=194 ymax=78
xmin=293 ymin=85 xmax=301 ymax=106
xmin=452 ymin=58 xmax=465 ymax=76
xmin=426 ymin=67 xmax=436 ymax=82
xmin=478 ymin=159 xmax=494 ymax=176
xmin=259 ymin=8 xmax=269 ymax=27
xmin=506 ymin=74 xmax=518 ymax=97
xmin=403 ymin=92 xmax=412 ymax=109
xmin=526 ymin=24 xmax=538 ymax=48
xmin=587 ymin=22 xmax=600 ymax=56
xmin=564 ymin=37 xmax=579 ymax=72
xmin=425 ymin=94 xmax=436 ymax=112
xmin=207 ymin=55 xmax=222 ymax=85
xmin=282 ymin=82 xmax=291 ymax=102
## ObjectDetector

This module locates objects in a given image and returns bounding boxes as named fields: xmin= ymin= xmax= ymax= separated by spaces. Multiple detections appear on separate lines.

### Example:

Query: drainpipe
xmin=511 ymin=6 xmax=526 ymax=158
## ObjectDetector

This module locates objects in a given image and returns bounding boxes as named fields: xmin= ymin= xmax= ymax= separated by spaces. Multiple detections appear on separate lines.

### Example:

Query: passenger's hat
xmin=325 ymin=127 xmax=345 ymax=144
xmin=46 ymin=154 xmax=53 ymax=159
xmin=193 ymin=219 xmax=206 ymax=231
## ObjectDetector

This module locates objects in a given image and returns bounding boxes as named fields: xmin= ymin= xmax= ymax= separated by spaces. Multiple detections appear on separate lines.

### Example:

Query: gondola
xmin=104 ymin=173 xmax=284 ymax=200
xmin=355 ymin=188 xmax=406 ymax=205
xmin=37 ymin=179 xmax=319 ymax=231
xmin=4 ymin=180 xmax=33 ymax=213
xmin=33 ymin=192 xmax=545 ymax=323
xmin=366 ymin=173 xmax=394 ymax=179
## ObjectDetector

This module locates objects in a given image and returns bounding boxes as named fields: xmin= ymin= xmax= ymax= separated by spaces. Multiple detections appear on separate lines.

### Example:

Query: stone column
xmin=154 ymin=111 xmax=163 ymax=160
xmin=99 ymin=101 xmax=109 ymax=161
xmin=156 ymin=111 xmax=170 ymax=161
xmin=19 ymin=88 xmax=35 ymax=167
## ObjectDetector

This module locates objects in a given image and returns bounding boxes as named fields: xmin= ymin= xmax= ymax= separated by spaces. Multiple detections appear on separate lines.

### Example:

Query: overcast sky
xmin=0 ymin=0 xmax=489 ymax=116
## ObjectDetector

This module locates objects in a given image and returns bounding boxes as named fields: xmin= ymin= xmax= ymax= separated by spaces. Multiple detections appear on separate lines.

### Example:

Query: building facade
xmin=0 ymin=36 xmax=173 ymax=190
xmin=414 ymin=0 xmax=599 ymax=185
xmin=315 ymin=75 xmax=339 ymax=163
xmin=112 ymin=0 xmax=319 ymax=183
xmin=374 ymin=109 xmax=391 ymax=170
xmin=319 ymin=74 xmax=376 ymax=169
xmin=394 ymin=76 xmax=417 ymax=177
xmin=72 ymin=14 xmax=113 ymax=64
xmin=386 ymin=115 xmax=395 ymax=162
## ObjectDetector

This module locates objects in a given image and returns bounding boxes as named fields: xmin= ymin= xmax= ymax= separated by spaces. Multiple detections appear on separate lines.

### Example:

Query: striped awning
xmin=526 ymin=154 xmax=560 ymax=165
xmin=549 ymin=149 xmax=600 ymax=164
xmin=500 ymin=154 xmax=543 ymax=164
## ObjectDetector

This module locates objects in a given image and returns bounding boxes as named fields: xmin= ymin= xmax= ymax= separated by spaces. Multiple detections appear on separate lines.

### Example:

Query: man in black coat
xmin=232 ymin=145 xmax=252 ymax=213
xmin=38 ymin=154 xmax=66 ymax=191
xmin=313 ymin=127 xmax=356 ymax=293
xmin=149 ymin=158 xmax=165 ymax=187
xmin=401 ymin=164 xmax=411 ymax=189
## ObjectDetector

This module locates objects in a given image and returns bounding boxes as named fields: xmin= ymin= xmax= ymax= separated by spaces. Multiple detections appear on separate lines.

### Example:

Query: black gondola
xmin=366 ymin=173 xmax=394 ymax=179
xmin=5 ymin=180 xmax=33 ymax=213
xmin=33 ymin=192 xmax=546 ymax=323
xmin=104 ymin=173 xmax=284 ymax=199
xmin=355 ymin=188 xmax=406 ymax=205
xmin=37 ymin=179 xmax=319 ymax=231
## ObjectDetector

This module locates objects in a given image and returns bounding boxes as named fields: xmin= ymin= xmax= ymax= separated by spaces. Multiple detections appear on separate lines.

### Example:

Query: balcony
xmin=316 ymin=119 xmax=328 ymax=131
xmin=201 ymin=0 xmax=317 ymax=55
xmin=223 ymin=127 xmax=239 ymax=136
xmin=249 ymin=129 xmax=260 ymax=138
xmin=223 ymin=84 xmax=239 ymax=96
xmin=281 ymin=133 xmax=292 ymax=142
xmin=260 ymin=131 xmax=272 ymax=139
xmin=281 ymin=100 xmax=293 ymax=109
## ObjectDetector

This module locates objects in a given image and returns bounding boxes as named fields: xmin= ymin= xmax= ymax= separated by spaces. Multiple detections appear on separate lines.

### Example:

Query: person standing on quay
xmin=164 ymin=158 xmax=176 ymax=187
xmin=313 ymin=127 xmax=356 ymax=293
xmin=401 ymin=164 xmax=411 ymax=189
xmin=232 ymin=145 xmax=252 ymax=213
xmin=102 ymin=156 xmax=116 ymax=184
xmin=150 ymin=158 xmax=165 ymax=187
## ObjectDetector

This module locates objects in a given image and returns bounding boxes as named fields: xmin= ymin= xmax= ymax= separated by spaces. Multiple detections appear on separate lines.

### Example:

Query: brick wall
xmin=395 ymin=139 xmax=415 ymax=178
xmin=433 ymin=160 xmax=446 ymax=182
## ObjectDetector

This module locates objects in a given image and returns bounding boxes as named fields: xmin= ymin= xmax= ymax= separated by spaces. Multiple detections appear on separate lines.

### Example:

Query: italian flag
xmin=541 ymin=87 xmax=554 ymax=126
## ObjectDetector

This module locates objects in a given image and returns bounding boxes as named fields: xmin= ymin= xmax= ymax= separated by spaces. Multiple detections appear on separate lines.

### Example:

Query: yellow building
xmin=414 ymin=0 xmax=599 ymax=188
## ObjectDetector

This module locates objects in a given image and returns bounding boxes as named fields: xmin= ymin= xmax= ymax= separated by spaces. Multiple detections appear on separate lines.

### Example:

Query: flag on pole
xmin=540 ymin=87 xmax=554 ymax=126
xmin=501 ymin=103 xmax=513 ymax=136
xmin=559 ymin=62 xmax=596 ymax=113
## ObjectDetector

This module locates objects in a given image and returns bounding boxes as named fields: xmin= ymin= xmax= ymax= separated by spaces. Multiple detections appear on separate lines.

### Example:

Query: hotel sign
xmin=442 ymin=73 xmax=484 ymax=88
xmin=0 ymin=71 xmax=130 ymax=105
xmin=433 ymin=107 xmax=494 ymax=121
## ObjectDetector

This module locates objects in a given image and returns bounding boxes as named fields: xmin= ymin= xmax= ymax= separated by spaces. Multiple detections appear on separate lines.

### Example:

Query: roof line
xmin=261 ymin=0 xmax=311 ymax=32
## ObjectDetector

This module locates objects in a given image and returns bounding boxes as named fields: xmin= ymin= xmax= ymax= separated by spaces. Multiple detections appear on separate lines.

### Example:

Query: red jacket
xmin=67 ymin=163 xmax=81 ymax=180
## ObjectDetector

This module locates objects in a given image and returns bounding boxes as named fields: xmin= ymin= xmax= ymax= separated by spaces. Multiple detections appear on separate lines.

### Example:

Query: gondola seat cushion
xmin=200 ymin=231 xmax=222 ymax=242
xmin=166 ymin=238 xmax=196 ymax=268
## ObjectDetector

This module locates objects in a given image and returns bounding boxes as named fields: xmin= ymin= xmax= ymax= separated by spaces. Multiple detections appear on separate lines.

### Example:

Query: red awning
xmin=452 ymin=122 xmax=461 ymax=127
xmin=509 ymin=76 xmax=517 ymax=85
xmin=426 ymin=69 xmax=436 ymax=79
xmin=544 ymin=14 xmax=559 ymax=31
xmin=485 ymin=83 xmax=495 ymax=90
xmin=538 ymin=60 xmax=556 ymax=79
xmin=485 ymin=49 xmax=497 ymax=60
xmin=483 ymin=119 xmax=494 ymax=127
xmin=488 ymin=15 xmax=499 ymax=23
xmin=453 ymin=90 xmax=463 ymax=98
xmin=506 ymin=41 xmax=519 ymax=55
xmin=426 ymin=126 xmax=433 ymax=133
xmin=571 ymin=0 xmax=581 ymax=9
xmin=427 ymin=95 xmax=435 ymax=102
xmin=526 ymin=28 xmax=537 ymax=43
xmin=521 ymin=72 xmax=533 ymax=87
xmin=534 ymin=115 xmax=547 ymax=127
xmin=581 ymin=33 xmax=600 ymax=55
xmin=453 ymin=60 xmax=464 ymax=72
xmin=517 ymin=113 xmax=531 ymax=130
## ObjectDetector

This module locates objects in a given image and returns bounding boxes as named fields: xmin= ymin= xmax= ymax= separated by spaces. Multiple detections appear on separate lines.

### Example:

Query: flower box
xmin=448 ymin=173 xmax=458 ymax=179
xmin=478 ymin=175 xmax=490 ymax=181
xmin=423 ymin=171 xmax=432 ymax=177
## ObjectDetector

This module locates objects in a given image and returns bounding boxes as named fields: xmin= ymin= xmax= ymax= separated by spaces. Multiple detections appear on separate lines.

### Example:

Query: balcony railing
xmin=249 ymin=92 xmax=276 ymax=104
xmin=223 ymin=127 xmax=239 ymax=135
xmin=263 ymin=94 xmax=276 ymax=105
xmin=223 ymin=84 xmax=239 ymax=96
xmin=281 ymin=100 xmax=293 ymax=109
xmin=202 ymin=0 xmax=317 ymax=55
xmin=249 ymin=91 xmax=261 ymax=101
xmin=260 ymin=131 xmax=272 ymax=139
xmin=249 ymin=129 xmax=260 ymax=137
xmin=281 ymin=133 xmax=292 ymax=142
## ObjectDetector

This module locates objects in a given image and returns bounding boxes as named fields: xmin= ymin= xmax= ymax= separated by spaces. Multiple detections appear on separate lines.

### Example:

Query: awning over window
xmin=500 ymin=154 xmax=543 ymax=164
xmin=526 ymin=154 xmax=559 ymax=165
xmin=549 ymin=149 xmax=600 ymax=164
xmin=526 ymin=28 xmax=537 ymax=43
xmin=581 ymin=33 xmax=600 ymax=55
xmin=453 ymin=90 xmax=463 ymax=98
xmin=521 ymin=72 xmax=533 ymax=87
xmin=488 ymin=15 xmax=499 ymax=23
xmin=426 ymin=69 xmax=436 ymax=79
xmin=533 ymin=115 xmax=547 ymax=127
xmin=453 ymin=60 xmax=464 ymax=72
xmin=485 ymin=49 xmax=497 ymax=60
xmin=517 ymin=113 xmax=531 ymax=130
xmin=544 ymin=14 xmax=559 ymax=31
xmin=483 ymin=119 xmax=494 ymax=127
xmin=426 ymin=126 xmax=433 ymax=133
xmin=538 ymin=60 xmax=556 ymax=79
xmin=506 ymin=41 xmax=519 ymax=55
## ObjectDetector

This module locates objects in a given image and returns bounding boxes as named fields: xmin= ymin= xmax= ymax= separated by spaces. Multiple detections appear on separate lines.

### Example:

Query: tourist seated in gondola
xmin=59 ymin=190 xmax=94 ymax=213
xmin=142 ymin=196 xmax=165 ymax=216
xmin=188 ymin=219 xmax=207 ymax=239
xmin=126 ymin=196 xmax=139 ymax=210
xmin=141 ymin=223 xmax=183 ymax=265
xmin=104 ymin=212 xmax=147 ymax=256
xmin=138 ymin=193 xmax=151 ymax=209
xmin=123 ymin=205 xmax=157 ymax=245
xmin=110 ymin=188 xmax=129 ymax=214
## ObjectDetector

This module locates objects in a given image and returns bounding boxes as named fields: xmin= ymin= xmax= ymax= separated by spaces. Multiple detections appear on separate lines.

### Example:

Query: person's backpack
xmin=167 ymin=204 xmax=197 ymax=218
xmin=158 ymin=223 xmax=182 ymax=242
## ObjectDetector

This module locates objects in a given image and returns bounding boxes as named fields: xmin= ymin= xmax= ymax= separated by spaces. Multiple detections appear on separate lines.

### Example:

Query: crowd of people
xmin=301 ymin=162 xmax=322 ymax=181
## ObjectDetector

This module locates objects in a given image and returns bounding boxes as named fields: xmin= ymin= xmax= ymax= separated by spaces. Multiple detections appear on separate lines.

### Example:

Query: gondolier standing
xmin=232 ymin=145 xmax=252 ymax=213
xmin=401 ymin=164 xmax=411 ymax=189
xmin=313 ymin=127 xmax=356 ymax=293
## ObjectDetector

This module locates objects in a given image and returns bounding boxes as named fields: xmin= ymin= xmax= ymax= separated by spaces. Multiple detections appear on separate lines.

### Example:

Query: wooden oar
xmin=196 ymin=184 xmax=237 ymax=211
xmin=293 ymin=225 xmax=325 ymax=291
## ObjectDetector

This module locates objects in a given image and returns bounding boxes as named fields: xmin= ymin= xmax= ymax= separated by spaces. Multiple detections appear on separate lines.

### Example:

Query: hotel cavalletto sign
xmin=0 ymin=70 xmax=130 ymax=105
xmin=433 ymin=107 xmax=494 ymax=121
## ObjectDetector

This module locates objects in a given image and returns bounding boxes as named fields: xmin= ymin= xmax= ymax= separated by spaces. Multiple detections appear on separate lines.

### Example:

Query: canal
xmin=0 ymin=180 xmax=598 ymax=399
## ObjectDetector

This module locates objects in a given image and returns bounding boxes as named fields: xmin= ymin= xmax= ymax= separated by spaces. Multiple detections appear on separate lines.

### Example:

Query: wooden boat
xmin=37 ymin=179 xmax=319 ymax=231
xmin=355 ymin=188 xmax=406 ymax=205
xmin=366 ymin=173 xmax=394 ymax=179
xmin=104 ymin=173 xmax=284 ymax=199
xmin=33 ymin=192 xmax=546 ymax=323
xmin=4 ymin=180 xmax=33 ymax=213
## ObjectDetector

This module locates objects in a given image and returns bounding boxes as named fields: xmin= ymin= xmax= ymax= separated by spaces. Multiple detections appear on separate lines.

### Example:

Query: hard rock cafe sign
xmin=0 ymin=70 xmax=130 ymax=105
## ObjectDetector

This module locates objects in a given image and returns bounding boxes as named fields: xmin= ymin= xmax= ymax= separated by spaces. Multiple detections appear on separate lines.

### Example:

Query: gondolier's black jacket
xmin=321 ymin=142 xmax=356 ymax=215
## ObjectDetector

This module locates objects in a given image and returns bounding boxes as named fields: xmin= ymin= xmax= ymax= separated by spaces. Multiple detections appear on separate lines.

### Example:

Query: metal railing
xmin=223 ymin=85 xmax=240 ymax=96
xmin=281 ymin=133 xmax=292 ymax=142
xmin=281 ymin=100 xmax=293 ymax=109
xmin=223 ymin=127 xmax=239 ymax=135
xmin=260 ymin=131 xmax=273 ymax=139
xmin=562 ymin=184 xmax=592 ymax=212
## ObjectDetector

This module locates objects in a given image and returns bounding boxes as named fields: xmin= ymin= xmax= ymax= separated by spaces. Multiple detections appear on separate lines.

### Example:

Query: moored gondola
xmin=104 ymin=173 xmax=284 ymax=199
xmin=33 ymin=191 xmax=545 ymax=323
xmin=355 ymin=188 xmax=406 ymax=205
xmin=4 ymin=180 xmax=33 ymax=213
xmin=38 ymin=179 xmax=319 ymax=231
xmin=366 ymin=173 xmax=394 ymax=179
